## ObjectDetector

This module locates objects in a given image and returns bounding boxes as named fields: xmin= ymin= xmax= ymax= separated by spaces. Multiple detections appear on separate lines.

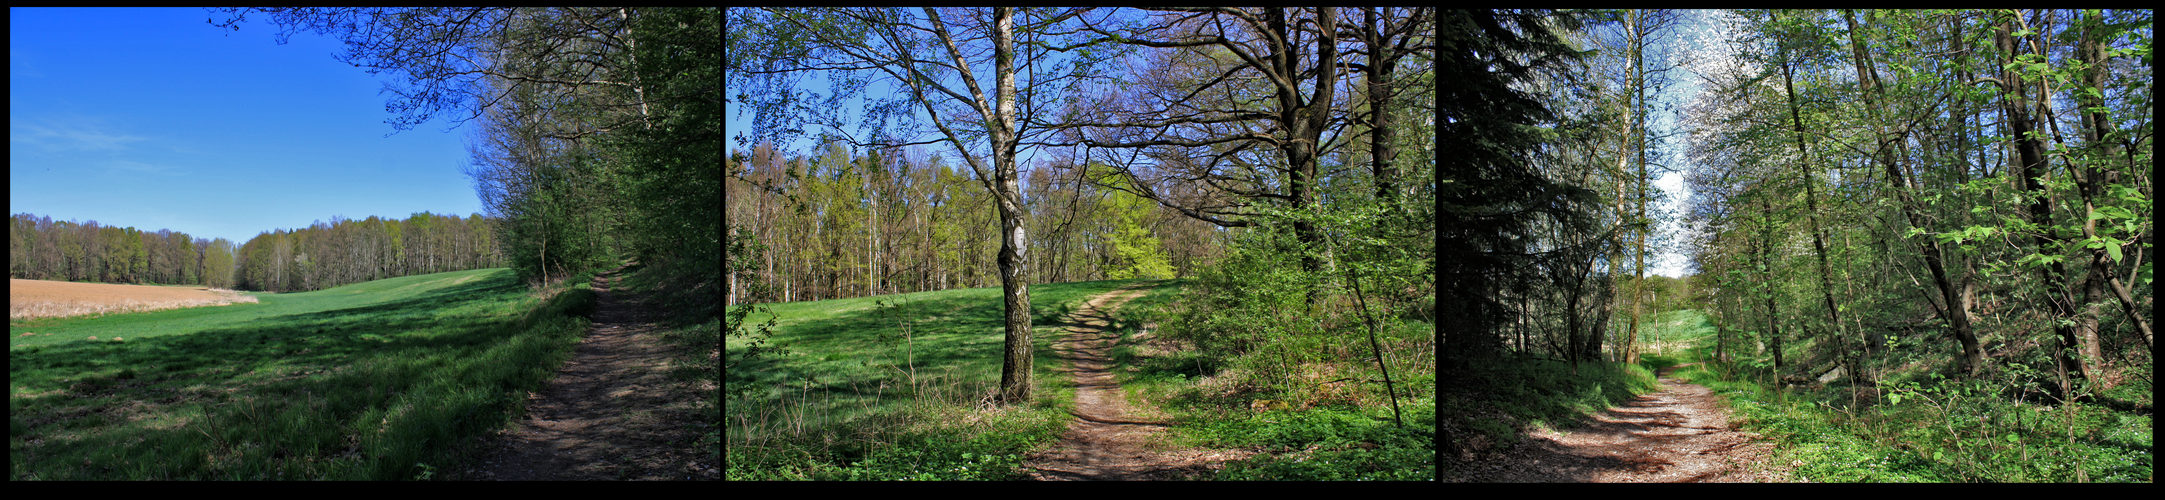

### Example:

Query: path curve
xmin=1448 ymin=364 xmax=1790 ymax=482
xmin=1023 ymin=283 xmax=1254 ymax=480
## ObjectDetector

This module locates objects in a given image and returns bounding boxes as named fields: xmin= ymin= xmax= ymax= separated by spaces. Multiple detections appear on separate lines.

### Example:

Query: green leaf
xmin=2106 ymin=242 xmax=2123 ymax=263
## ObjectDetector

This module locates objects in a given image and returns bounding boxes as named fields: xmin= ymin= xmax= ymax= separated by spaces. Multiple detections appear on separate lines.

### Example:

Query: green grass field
xmin=9 ymin=268 xmax=596 ymax=480
xmin=728 ymin=278 xmax=1439 ymax=480
xmin=725 ymin=279 xmax=1178 ymax=480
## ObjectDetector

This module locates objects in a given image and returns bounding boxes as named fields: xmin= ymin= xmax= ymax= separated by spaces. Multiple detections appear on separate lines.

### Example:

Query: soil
xmin=458 ymin=266 xmax=718 ymax=480
xmin=1023 ymin=284 xmax=1257 ymax=481
xmin=1445 ymin=363 xmax=1793 ymax=483
xmin=10 ymin=278 xmax=256 ymax=321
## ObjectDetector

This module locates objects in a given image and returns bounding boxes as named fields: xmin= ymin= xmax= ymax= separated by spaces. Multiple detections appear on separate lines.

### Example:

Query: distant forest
xmin=9 ymin=212 xmax=503 ymax=293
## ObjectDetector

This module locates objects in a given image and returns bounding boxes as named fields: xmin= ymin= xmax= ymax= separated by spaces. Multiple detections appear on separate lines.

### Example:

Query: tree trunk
xmin=1996 ymin=16 xmax=2091 ymax=392
xmin=986 ymin=8 xmax=1034 ymax=405
xmin=2074 ymin=10 xmax=2140 ymax=384
xmin=1845 ymin=9 xmax=1983 ymax=375
xmin=1759 ymin=195 xmax=1784 ymax=375
xmin=1779 ymin=43 xmax=1850 ymax=382
xmin=1364 ymin=7 xmax=1399 ymax=211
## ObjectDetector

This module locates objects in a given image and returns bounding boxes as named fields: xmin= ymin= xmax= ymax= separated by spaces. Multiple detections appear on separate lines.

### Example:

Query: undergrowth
xmin=1675 ymin=342 xmax=2152 ymax=482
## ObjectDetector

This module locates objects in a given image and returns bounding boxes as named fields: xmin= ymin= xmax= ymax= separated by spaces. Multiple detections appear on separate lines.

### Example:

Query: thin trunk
xmin=1779 ymin=41 xmax=1850 ymax=381
xmin=1846 ymin=9 xmax=1983 ymax=375
xmin=618 ymin=7 xmax=655 ymax=130
xmin=1619 ymin=9 xmax=1645 ymax=365
xmin=1586 ymin=271 xmax=1614 ymax=365
xmin=1565 ymin=250 xmax=1591 ymax=368
xmin=2075 ymin=9 xmax=2147 ymax=370
xmin=1996 ymin=15 xmax=2090 ymax=393
xmin=1759 ymin=194 xmax=1784 ymax=375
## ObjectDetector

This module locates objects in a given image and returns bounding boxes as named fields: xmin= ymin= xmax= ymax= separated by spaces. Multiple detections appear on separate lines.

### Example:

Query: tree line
xmin=233 ymin=212 xmax=503 ymax=293
xmin=214 ymin=7 xmax=721 ymax=314
xmin=727 ymin=140 xmax=1224 ymax=304
xmin=9 ymin=213 xmax=240 ymax=289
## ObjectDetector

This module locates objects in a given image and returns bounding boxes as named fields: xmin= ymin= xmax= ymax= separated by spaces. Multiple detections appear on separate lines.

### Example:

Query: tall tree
xmin=731 ymin=7 xmax=1116 ymax=403
xmin=1843 ymin=9 xmax=1986 ymax=376
xmin=1436 ymin=9 xmax=1597 ymax=370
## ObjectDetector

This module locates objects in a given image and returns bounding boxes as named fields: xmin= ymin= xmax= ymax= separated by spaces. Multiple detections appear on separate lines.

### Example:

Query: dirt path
xmin=460 ymin=267 xmax=718 ymax=480
xmin=1023 ymin=284 xmax=1255 ymax=481
xmin=1447 ymin=364 xmax=1790 ymax=482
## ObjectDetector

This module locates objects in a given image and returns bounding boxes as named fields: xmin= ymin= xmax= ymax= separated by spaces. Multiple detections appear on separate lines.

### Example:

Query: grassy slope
xmin=11 ymin=270 xmax=500 ymax=349
xmin=10 ymin=268 xmax=596 ymax=480
xmin=725 ymin=279 xmax=1169 ymax=480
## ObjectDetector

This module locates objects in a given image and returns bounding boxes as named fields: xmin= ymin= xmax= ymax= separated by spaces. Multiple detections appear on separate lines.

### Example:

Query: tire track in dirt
xmin=460 ymin=266 xmax=717 ymax=480
xmin=1447 ymin=364 xmax=1791 ymax=483
xmin=1023 ymin=283 xmax=1255 ymax=481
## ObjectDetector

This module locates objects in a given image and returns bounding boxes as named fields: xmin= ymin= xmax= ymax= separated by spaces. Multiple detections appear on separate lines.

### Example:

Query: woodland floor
xmin=1446 ymin=363 xmax=1793 ymax=483
xmin=1022 ymin=284 xmax=1257 ymax=480
xmin=459 ymin=266 xmax=719 ymax=480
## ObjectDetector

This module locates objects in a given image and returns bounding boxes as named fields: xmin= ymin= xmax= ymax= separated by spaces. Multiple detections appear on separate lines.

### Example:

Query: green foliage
xmin=10 ymin=213 xmax=238 ymax=288
xmin=1094 ymin=168 xmax=1177 ymax=281
xmin=1203 ymin=406 xmax=1436 ymax=481
xmin=1678 ymin=351 xmax=2153 ymax=483
xmin=1164 ymin=224 xmax=1314 ymax=358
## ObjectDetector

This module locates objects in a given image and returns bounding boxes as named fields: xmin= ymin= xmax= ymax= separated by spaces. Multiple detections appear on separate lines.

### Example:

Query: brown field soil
xmin=9 ymin=278 xmax=257 ymax=320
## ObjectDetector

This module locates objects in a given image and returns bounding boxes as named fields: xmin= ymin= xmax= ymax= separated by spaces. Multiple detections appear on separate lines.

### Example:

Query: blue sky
xmin=10 ymin=7 xmax=486 ymax=244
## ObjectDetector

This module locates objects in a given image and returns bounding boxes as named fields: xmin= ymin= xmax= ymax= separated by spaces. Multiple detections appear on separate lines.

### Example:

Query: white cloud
xmin=10 ymin=117 xmax=148 ymax=152
xmin=104 ymin=159 xmax=177 ymax=175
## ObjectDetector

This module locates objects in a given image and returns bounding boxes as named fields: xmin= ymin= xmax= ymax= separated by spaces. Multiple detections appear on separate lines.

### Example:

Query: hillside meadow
xmin=9 ymin=268 xmax=597 ymax=480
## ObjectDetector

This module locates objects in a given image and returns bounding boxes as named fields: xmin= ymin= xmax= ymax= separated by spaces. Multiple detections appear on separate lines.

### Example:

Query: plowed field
xmin=9 ymin=278 xmax=256 ymax=320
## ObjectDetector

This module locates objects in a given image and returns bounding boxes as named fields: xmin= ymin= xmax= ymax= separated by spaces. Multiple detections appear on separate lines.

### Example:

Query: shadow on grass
xmin=8 ymin=269 xmax=592 ymax=480
xmin=725 ymin=280 xmax=1149 ymax=428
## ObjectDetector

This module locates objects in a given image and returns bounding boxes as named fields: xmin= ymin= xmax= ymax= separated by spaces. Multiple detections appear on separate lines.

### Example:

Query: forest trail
xmin=1450 ymin=364 xmax=1791 ymax=482
xmin=1024 ymin=283 xmax=1255 ymax=480
xmin=460 ymin=265 xmax=718 ymax=480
